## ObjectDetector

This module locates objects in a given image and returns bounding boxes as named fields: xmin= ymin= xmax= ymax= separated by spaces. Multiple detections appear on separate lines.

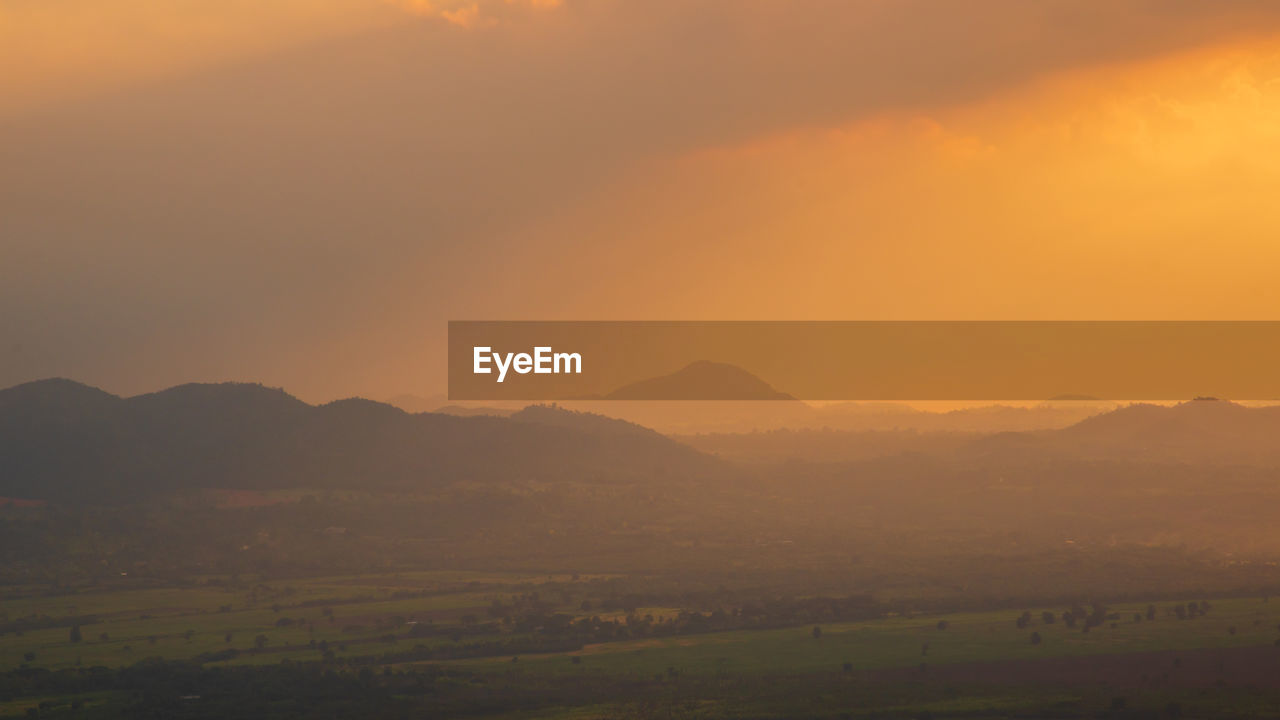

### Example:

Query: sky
xmin=3 ymin=0 xmax=1280 ymax=402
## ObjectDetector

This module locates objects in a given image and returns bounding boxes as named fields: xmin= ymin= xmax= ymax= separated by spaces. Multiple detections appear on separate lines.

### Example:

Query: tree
xmin=812 ymin=626 xmax=822 ymax=640
xmin=254 ymin=634 xmax=269 ymax=651
xmin=936 ymin=620 xmax=949 ymax=631
xmin=1086 ymin=604 xmax=1107 ymax=630
xmin=1030 ymin=631 xmax=1042 ymax=646
xmin=69 ymin=625 xmax=82 ymax=643
xmin=1041 ymin=611 xmax=1056 ymax=625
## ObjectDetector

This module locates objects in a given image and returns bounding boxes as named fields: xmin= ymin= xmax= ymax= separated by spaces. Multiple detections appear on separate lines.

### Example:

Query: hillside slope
xmin=0 ymin=379 xmax=721 ymax=503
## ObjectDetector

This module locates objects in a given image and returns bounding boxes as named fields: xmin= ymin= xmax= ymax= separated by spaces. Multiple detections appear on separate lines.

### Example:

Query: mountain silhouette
xmin=967 ymin=399 xmax=1280 ymax=466
xmin=603 ymin=361 xmax=794 ymax=401
xmin=0 ymin=379 xmax=721 ymax=503
xmin=384 ymin=393 xmax=445 ymax=414
xmin=511 ymin=404 xmax=665 ymax=438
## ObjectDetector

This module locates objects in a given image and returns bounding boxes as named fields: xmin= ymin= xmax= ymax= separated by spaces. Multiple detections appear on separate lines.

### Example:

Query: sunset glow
xmin=10 ymin=6 xmax=1280 ymax=717
xmin=4 ymin=2 xmax=1280 ymax=401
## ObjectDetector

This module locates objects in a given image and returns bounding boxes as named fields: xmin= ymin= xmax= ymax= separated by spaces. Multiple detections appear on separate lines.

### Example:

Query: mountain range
xmin=600 ymin=361 xmax=795 ymax=400
xmin=4 ymin=379 xmax=1280 ymax=507
xmin=0 ymin=379 xmax=719 ymax=503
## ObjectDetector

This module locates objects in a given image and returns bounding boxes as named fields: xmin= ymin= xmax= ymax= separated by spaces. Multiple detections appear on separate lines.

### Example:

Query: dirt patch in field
xmin=0 ymin=496 xmax=45 ymax=508
xmin=204 ymin=489 xmax=298 ymax=508
xmin=574 ymin=635 xmax=734 ymax=656
xmin=97 ymin=607 xmax=205 ymax=620
xmin=322 ymin=606 xmax=488 ymax=630
xmin=575 ymin=639 xmax=667 ymax=655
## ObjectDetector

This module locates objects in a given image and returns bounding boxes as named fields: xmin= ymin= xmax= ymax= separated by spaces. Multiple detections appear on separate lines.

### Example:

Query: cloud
xmin=0 ymin=0 xmax=572 ymax=113
xmin=4 ymin=1 xmax=1280 ymax=399
xmin=393 ymin=0 xmax=437 ymax=15
xmin=492 ymin=39 xmax=1280 ymax=323
xmin=387 ymin=0 xmax=558 ymax=27
xmin=0 ymin=0 xmax=394 ymax=115
xmin=440 ymin=4 xmax=491 ymax=28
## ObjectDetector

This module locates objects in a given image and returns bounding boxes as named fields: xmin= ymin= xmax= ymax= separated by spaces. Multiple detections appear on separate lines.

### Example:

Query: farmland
xmin=1 ymin=571 xmax=586 ymax=671
xmin=462 ymin=596 xmax=1280 ymax=677
xmin=6 ymin=570 xmax=1280 ymax=718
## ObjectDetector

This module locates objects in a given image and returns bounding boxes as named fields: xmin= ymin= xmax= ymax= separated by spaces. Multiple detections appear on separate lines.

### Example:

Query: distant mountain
xmin=385 ymin=393 xmax=518 ymax=418
xmin=812 ymin=402 xmax=1112 ymax=433
xmin=0 ymin=379 xmax=722 ymax=503
xmin=384 ymin=393 xmax=444 ymax=414
xmin=511 ymin=404 xmax=663 ymax=438
xmin=678 ymin=399 xmax=1280 ymax=467
xmin=603 ymin=361 xmax=794 ymax=401
xmin=1036 ymin=398 xmax=1280 ymax=465
xmin=568 ymin=399 xmax=1110 ymax=436
xmin=945 ymin=398 xmax=1280 ymax=467
xmin=432 ymin=405 xmax=515 ymax=418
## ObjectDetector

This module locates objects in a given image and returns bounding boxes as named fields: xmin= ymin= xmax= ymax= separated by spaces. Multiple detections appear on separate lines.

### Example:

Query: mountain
xmin=908 ymin=398 xmax=1280 ymax=468
xmin=385 ymin=393 xmax=518 ymax=418
xmin=1030 ymin=398 xmax=1280 ymax=465
xmin=511 ymin=404 xmax=664 ymax=438
xmin=677 ymin=399 xmax=1280 ymax=467
xmin=552 ymin=399 xmax=1109 ymax=435
xmin=432 ymin=405 xmax=516 ymax=418
xmin=0 ymin=379 xmax=722 ymax=503
xmin=603 ymin=361 xmax=794 ymax=400
xmin=384 ymin=393 xmax=445 ymax=414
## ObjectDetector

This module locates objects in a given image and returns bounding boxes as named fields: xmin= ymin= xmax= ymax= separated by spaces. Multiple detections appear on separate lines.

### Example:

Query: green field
xmin=0 ymin=571 xmax=588 ymax=671
xmin=6 ymin=573 xmax=1280 ymax=719
xmin=457 ymin=598 xmax=1280 ymax=677
xmin=6 ymin=574 xmax=1279 ymax=675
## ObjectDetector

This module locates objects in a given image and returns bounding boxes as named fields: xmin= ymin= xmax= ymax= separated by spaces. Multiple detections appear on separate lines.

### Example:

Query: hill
xmin=603 ymin=361 xmax=794 ymax=400
xmin=510 ymin=404 xmax=666 ymax=438
xmin=0 ymin=379 xmax=721 ymax=503
xmin=969 ymin=399 xmax=1280 ymax=466
xmin=683 ymin=399 xmax=1280 ymax=467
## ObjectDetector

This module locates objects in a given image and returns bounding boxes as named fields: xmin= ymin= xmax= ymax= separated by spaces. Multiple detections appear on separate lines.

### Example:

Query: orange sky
xmin=3 ymin=1 xmax=1280 ymax=401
